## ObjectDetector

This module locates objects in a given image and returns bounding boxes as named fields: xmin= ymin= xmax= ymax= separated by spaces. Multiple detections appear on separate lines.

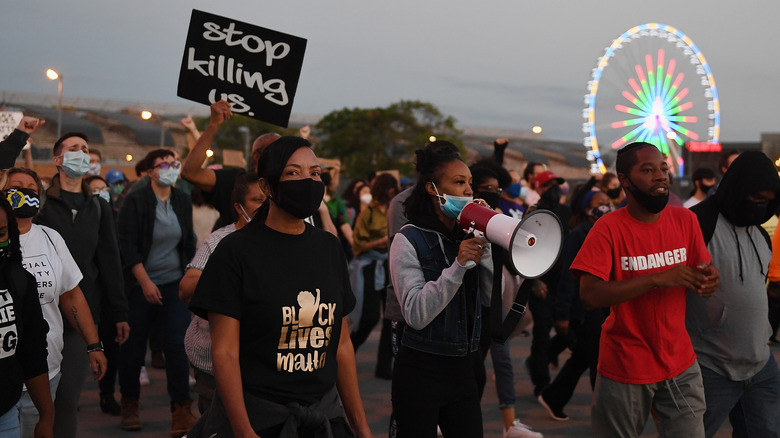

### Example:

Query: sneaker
xmin=537 ymin=394 xmax=569 ymax=421
xmin=139 ymin=366 xmax=150 ymax=386
xmin=504 ymin=419 xmax=543 ymax=438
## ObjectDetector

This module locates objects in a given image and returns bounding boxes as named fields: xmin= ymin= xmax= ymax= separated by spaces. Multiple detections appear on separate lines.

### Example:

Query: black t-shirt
xmin=190 ymin=220 xmax=355 ymax=405
xmin=203 ymin=168 xmax=243 ymax=230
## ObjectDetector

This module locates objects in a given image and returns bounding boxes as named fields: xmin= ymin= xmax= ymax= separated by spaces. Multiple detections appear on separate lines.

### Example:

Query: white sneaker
xmin=504 ymin=419 xmax=543 ymax=438
xmin=139 ymin=366 xmax=150 ymax=386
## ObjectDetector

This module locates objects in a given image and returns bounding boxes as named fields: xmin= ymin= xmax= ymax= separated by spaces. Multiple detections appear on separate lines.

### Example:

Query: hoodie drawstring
xmin=732 ymin=224 xmax=744 ymax=284
xmin=746 ymin=225 xmax=767 ymax=280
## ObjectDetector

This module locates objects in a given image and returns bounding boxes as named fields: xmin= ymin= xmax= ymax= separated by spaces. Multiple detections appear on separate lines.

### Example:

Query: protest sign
xmin=0 ymin=112 xmax=23 ymax=142
xmin=177 ymin=9 xmax=307 ymax=127
xmin=0 ymin=112 xmax=30 ymax=151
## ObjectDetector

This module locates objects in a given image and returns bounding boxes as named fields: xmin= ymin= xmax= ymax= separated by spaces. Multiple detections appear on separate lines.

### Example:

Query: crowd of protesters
xmin=0 ymin=106 xmax=778 ymax=438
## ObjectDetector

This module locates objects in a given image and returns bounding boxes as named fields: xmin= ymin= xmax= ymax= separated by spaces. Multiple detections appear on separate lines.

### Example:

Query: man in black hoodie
xmin=689 ymin=151 xmax=780 ymax=437
xmin=36 ymin=132 xmax=129 ymax=438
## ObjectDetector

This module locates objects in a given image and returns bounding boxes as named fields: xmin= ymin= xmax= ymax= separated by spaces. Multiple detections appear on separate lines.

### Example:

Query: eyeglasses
xmin=153 ymin=161 xmax=181 ymax=170
xmin=476 ymin=184 xmax=503 ymax=195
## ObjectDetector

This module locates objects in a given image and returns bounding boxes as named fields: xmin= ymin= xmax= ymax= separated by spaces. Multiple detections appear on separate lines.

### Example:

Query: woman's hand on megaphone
xmin=472 ymin=198 xmax=489 ymax=208
xmin=458 ymin=236 xmax=488 ymax=268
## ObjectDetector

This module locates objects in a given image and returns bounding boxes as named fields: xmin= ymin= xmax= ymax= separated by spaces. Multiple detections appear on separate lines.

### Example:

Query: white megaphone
xmin=458 ymin=203 xmax=563 ymax=278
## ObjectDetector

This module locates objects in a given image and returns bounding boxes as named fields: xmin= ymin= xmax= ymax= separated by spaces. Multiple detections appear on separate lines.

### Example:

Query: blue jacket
xmin=391 ymin=224 xmax=491 ymax=356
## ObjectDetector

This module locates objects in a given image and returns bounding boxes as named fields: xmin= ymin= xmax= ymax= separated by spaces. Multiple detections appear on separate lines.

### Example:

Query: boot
xmin=171 ymin=399 xmax=198 ymax=438
xmin=120 ymin=396 xmax=142 ymax=431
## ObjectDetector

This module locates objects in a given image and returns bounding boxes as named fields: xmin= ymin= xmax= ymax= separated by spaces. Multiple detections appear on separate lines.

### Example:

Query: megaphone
xmin=458 ymin=203 xmax=563 ymax=278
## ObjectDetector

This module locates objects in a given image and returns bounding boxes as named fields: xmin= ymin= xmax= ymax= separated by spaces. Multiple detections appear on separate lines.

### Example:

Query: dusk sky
xmin=2 ymin=1 xmax=777 ymax=145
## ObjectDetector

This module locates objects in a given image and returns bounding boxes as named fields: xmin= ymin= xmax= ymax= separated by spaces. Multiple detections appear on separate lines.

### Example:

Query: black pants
xmin=527 ymin=292 xmax=554 ymax=395
xmin=539 ymin=308 xmax=606 ymax=410
xmin=98 ymin=321 xmax=120 ymax=398
xmin=392 ymin=346 xmax=483 ymax=438
xmin=351 ymin=262 xmax=382 ymax=351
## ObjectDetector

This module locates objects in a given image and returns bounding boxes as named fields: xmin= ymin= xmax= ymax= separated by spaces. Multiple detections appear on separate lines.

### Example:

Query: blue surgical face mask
xmin=94 ymin=189 xmax=110 ymax=203
xmin=432 ymin=182 xmax=472 ymax=219
xmin=519 ymin=186 xmax=530 ymax=199
xmin=60 ymin=151 xmax=91 ymax=178
xmin=156 ymin=167 xmax=180 ymax=187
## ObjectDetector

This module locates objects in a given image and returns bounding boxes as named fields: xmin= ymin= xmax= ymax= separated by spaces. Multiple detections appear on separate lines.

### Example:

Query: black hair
xmin=342 ymin=179 xmax=368 ymax=209
xmin=142 ymin=149 xmax=175 ymax=171
xmin=371 ymin=173 xmax=398 ymax=206
xmin=470 ymin=158 xmax=512 ymax=189
xmin=255 ymin=136 xmax=313 ymax=223
xmin=53 ymin=132 xmax=89 ymax=156
xmin=0 ymin=193 xmax=24 ymax=264
xmin=84 ymin=175 xmax=107 ymax=188
xmin=689 ymin=167 xmax=717 ymax=197
xmin=404 ymin=140 xmax=462 ymax=223
xmin=522 ymin=162 xmax=544 ymax=183
xmin=230 ymin=172 xmax=260 ymax=220
xmin=615 ymin=142 xmax=658 ymax=176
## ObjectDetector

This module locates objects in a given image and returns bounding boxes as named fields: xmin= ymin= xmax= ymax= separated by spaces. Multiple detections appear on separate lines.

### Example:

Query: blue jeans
xmin=16 ymin=372 xmax=61 ymax=438
xmin=700 ymin=355 xmax=780 ymax=438
xmin=118 ymin=281 xmax=191 ymax=403
xmin=0 ymin=406 xmax=20 ymax=438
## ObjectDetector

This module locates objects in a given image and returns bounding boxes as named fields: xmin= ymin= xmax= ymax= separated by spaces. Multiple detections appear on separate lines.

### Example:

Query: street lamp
xmin=46 ymin=69 xmax=63 ymax=138
xmin=532 ymin=125 xmax=543 ymax=135
xmin=237 ymin=126 xmax=250 ymax=170
xmin=140 ymin=110 xmax=165 ymax=146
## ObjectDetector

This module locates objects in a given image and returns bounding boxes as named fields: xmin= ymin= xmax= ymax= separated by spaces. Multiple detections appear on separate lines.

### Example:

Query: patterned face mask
xmin=6 ymin=188 xmax=40 ymax=218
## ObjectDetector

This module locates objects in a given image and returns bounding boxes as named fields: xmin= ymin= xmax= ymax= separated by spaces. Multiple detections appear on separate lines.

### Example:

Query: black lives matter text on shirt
xmin=0 ymin=289 xmax=18 ymax=360
xmin=177 ymin=9 xmax=307 ymax=127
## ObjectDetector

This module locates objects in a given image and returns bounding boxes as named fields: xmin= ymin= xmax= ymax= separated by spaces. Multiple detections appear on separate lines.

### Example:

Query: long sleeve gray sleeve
xmin=390 ymin=231 xmax=493 ymax=330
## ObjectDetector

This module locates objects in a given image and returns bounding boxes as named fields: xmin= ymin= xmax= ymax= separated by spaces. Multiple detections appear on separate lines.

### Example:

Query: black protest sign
xmin=177 ymin=9 xmax=307 ymax=127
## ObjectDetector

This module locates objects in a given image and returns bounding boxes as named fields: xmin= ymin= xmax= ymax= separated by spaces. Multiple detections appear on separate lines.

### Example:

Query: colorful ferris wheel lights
xmin=583 ymin=22 xmax=720 ymax=175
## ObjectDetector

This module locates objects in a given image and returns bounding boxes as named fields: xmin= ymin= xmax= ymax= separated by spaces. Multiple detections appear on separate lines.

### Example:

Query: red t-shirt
xmin=570 ymin=206 xmax=710 ymax=384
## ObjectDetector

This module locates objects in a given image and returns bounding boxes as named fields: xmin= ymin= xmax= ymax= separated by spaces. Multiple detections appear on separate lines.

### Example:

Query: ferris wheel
xmin=582 ymin=23 xmax=720 ymax=175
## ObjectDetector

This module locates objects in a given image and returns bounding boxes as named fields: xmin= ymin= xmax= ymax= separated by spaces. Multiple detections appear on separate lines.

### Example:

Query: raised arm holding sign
xmin=177 ymin=9 xmax=307 ymax=127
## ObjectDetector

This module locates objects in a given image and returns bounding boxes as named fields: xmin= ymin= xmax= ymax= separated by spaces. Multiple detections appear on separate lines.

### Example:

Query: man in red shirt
xmin=571 ymin=142 xmax=719 ymax=437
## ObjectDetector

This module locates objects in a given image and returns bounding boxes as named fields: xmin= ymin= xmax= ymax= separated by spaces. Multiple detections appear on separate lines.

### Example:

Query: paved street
xmin=75 ymin=324 xmax=774 ymax=437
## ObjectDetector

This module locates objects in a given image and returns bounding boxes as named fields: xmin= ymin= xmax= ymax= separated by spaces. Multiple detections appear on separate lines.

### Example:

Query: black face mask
xmin=606 ymin=187 xmax=623 ymax=199
xmin=475 ymin=191 xmax=501 ymax=209
xmin=0 ymin=240 xmax=8 ymax=260
xmin=588 ymin=204 xmax=614 ymax=221
xmin=6 ymin=188 xmax=40 ymax=218
xmin=699 ymin=183 xmax=715 ymax=194
xmin=732 ymin=199 xmax=769 ymax=226
xmin=626 ymin=177 xmax=668 ymax=214
xmin=272 ymin=178 xmax=325 ymax=219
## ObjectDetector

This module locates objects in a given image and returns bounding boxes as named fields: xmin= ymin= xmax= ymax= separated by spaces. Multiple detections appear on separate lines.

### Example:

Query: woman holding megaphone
xmin=388 ymin=142 xmax=495 ymax=438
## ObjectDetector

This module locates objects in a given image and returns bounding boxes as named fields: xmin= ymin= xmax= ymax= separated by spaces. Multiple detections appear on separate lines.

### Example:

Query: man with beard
xmin=688 ymin=151 xmax=780 ymax=437
xmin=571 ymin=142 xmax=720 ymax=437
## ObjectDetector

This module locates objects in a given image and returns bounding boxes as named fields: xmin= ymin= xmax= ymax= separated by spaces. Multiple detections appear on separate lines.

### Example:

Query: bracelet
xmin=86 ymin=342 xmax=104 ymax=353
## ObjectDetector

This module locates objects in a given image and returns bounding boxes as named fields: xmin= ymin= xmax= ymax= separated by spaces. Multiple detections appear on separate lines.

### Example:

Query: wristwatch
xmin=86 ymin=342 xmax=104 ymax=353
